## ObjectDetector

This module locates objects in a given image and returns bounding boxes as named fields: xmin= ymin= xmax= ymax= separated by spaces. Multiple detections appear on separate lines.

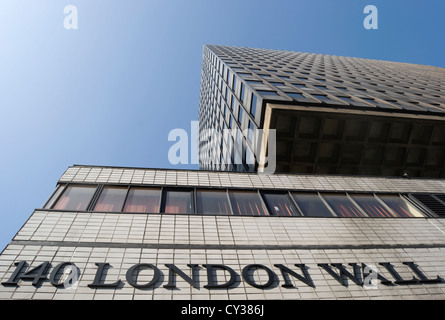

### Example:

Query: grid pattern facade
xmin=198 ymin=45 xmax=445 ymax=174
xmin=59 ymin=165 xmax=445 ymax=193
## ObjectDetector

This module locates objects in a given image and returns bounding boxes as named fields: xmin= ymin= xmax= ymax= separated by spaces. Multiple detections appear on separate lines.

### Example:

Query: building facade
xmin=1 ymin=46 xmax=445 ymax=301
xmin=1 ymin=165 xmax=445 ymax=300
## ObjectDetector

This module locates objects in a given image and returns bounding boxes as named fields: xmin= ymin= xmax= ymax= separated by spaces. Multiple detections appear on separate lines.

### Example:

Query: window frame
xmin=160 ymin=187 xmax=195 ymax=214
xmin=93 ymin=185 xmax=130 ymax=213
xmin=228 ymin=189 xmax=269 ymax=216
xmin=260 ymin=191 xmax=300 ymax=217
xmin=122 ymin=186 xmax=162 ymax=214
xmin=43 ymin=182 xmax=436 ymax=219
xmin=50 ymin=183 xmax=99 ymax=211
xmin=375 ymin=193 xmax=427 ymax=218
xmin=196 ymin=188 xmax=233 ymax=215
xmin=291 ymin=191 xmax=337 ymax=218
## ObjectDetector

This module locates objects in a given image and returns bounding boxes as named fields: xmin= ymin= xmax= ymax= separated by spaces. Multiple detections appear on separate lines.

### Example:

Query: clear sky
xmin=0 ymin=0 xmax=444 ymax=251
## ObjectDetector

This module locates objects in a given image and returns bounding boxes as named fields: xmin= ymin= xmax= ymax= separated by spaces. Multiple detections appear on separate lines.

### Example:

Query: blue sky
xmin=0 ymin=0 xmax=444 ymax=251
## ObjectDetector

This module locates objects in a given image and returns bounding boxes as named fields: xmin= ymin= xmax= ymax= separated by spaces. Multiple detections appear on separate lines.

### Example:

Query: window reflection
xmin=292 ymin=193 xmax=333 ymax=217
xmin=322 ymin=194 xmax=364 ymax=217
xmin=123 ymin=187 xmax=160 ymax=213
xmin=162 ymin=189 xmax=193 ymax=214
xmin=44 ymin=184 xmax=66 ymax=209
xmin=229 ymin=191 xmax=268 ymax=216
xmin=94 ymin=186 xmax=127 ymax=212
xmin=350 ymin=194 xmax=396 ymax=217
xmin=378 ymin=195 xmax=424 ymax=217
xmin=53 ymin=185 xmax=96 ymax=211
xmin=196 ymin=189 xmax=231 ymax=215
xmin=262 ymin=193 xmax=298 ymax=216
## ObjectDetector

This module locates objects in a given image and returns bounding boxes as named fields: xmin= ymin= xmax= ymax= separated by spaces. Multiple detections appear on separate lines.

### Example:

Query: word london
xmin=2 ymin=260 xmax=442 ymax=290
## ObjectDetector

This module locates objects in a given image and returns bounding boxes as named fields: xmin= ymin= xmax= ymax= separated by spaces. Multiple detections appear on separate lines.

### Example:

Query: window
xmin=237 ymin=107 xmax=243 ymax=124
xmin=229 ymin=191 xmax=268 ymax=216
xmin=262 ymin=192 xmax=298 ymax=216
xmin=245 ymin=80 xmax=263 ymax=85
xmin=313 ymin=94 xmax=328 ymax=101
xmin=350 ymin=194 xmax=396 ymax=218
xmin=378 ymin=195 xmax=424 ymax=217
xmin=291 ymin=193 xmax=333 ymax=217
xmin=53 ymin=185 xmax=97 ymax=211
xmin=197 ymin=189 xmax=231 ymax=215
xmin=44 ymin=184 xmax=66 ymax=209
xmin=322 ymin=194 xmax=364 ymax=217
xmin=410 ymin=194 xmax=445 ymax=217
xmin=250 ymin=93 xmax=257 ymax=117
xmin=94 ymin=186 xmax=128 ymax=212
xmin=256 ymin=90 xmax=278 ymax=96
xmin=270 ymin=82 xmax=285 ymax=86
xmin=239 ymin=82 xmax=245 ymax=102
xmin=339 ymin=96 xmax=355 ymax=103
xmin=286 ymin=92 xmax=304 ymax=100
xmin=362 ymin=98 xmax=375 ymax=104
xmin=161 ymin=189 xmax=193 ymax=214
xmin=123 ymin=187 xmax=160 ymax=213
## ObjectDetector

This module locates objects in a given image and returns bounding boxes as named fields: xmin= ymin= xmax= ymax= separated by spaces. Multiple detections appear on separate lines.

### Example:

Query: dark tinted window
xmin=292 ymin=193 xmax=333 ymax=217
xmin=350 ymin=194 xmax=395 ymax=217
xmin=229 ymin=191 xmax=268 ymax=216
xmin=197 ymin=189 xmax=231 ymax=215
xmin=322 ymin=194 xmax=364 ymax=217
xmin=262 ymin=192 xmax=298 ymax=216
xmin=378 ymin=195 xmax=424 ymax=217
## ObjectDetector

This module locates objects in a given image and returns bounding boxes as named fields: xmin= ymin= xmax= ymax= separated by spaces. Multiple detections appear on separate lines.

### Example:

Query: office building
xmin=198 ymin=45 xmax=445 ymax=176
xmin=1 ymin=46 xmax=445 ymax=300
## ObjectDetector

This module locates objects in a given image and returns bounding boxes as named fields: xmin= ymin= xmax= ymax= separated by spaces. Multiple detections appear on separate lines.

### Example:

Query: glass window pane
xmin=378 ymin=195 xmax=424 ymax=217
xmin=44 ymin=184 xmax=66 ymax=209
xmin=197 ymin=189 xmax=231 ymax=215
xmin=162 ymin=189 xmax=193 ymax=214
xmin=262 ymin=193 xmax=298 ymax=216
xmin=256 ymin=90 xmax=278 ymax=96
xmin=291 ymin=193 xmax=333 ymax=217
xmin=53 ymin=185 xmax=96 ymax=211
xmin=250 ymin=93 xmax=257 ymax=116
xmin=229 ymin=191 xmax=268 ymax=216
xmin=239 ymin=82 xmax=245 ymax=102
xmin=350 ymin=194 xmax=396 ymax=217
xmin=94 ymin=186 xmax=128 ymax=212
xmin=322 ymin=194 xmax=364 ymax=217
xmin=123 ymin=187 xmax=160 ymax=213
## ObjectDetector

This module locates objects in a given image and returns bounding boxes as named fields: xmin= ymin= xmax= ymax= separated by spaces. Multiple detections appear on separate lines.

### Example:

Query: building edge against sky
xmin=0 ymin=45 xmax=445 ymax=300
xmin=198 ymin=45 xmax=445 ymax=176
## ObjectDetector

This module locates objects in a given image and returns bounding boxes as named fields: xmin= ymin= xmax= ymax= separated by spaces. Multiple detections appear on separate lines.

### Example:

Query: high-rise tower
xmin=198 ymin=45 xmax=445 ymax=176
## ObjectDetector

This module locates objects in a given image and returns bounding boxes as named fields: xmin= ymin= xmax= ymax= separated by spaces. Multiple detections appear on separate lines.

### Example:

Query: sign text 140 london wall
xmin=1 ymin=260 xmax=443 ymax=291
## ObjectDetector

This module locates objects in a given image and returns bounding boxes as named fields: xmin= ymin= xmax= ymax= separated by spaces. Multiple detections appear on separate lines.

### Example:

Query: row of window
xmin=43 ymin=184 xmax=436 ymax=218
